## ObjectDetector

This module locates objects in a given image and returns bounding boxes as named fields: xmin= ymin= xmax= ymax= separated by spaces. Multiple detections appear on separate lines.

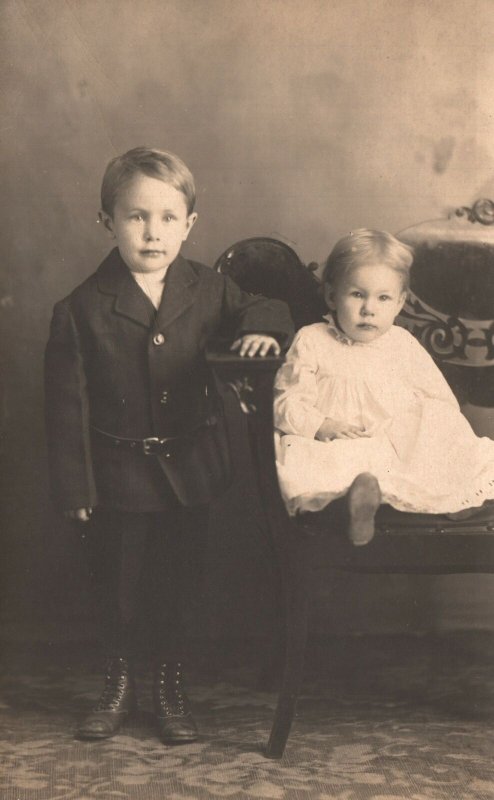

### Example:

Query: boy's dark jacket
xmin=45 ymin=248 xmax=293 ymax=512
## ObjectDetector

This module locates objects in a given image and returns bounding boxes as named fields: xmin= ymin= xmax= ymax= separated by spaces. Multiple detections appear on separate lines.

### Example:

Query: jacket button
xmin=153 ymin=333 xmax=165 ymax=346
xmin=160 ymin=391 xmax=168 ymax=405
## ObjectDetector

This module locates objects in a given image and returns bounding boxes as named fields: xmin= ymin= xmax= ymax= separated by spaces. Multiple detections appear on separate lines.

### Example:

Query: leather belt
xmin=91 ymin=427 xmax=176 ymax=456
xmin=91 ymin=417 xmax=218 ymax=457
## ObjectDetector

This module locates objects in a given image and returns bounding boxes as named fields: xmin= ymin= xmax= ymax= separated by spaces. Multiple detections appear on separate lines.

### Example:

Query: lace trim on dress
xmin=322 ymin=313 xmax=356 ymax=346
xmin=282 ymin=467 xmax=494 ymax=517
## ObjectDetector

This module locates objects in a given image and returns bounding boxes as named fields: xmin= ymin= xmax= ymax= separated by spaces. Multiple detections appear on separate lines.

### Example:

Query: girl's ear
xmin=323 ymin=282 xmax=337 ymax=310
xmin=98 ymin=210 xmax=116 ymax=239
xmin=398 ymin=290 xmax=407 ymax=313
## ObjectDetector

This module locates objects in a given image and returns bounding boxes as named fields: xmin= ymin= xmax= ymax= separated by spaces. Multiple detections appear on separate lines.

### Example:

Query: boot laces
xmin=156 ymin=662 xmax=186 ymax=716
xmin=94 ymin=659 xmax=130 ymax=711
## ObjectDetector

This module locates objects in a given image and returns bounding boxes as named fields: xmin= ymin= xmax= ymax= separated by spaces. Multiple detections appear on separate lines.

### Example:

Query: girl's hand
xmin=64 ymin=508 xmax=93 ymax=523
xmin=316 ymin=418 xmax=372 ymax=441
xmin=231 ymin=335 xmax=281 ymax=358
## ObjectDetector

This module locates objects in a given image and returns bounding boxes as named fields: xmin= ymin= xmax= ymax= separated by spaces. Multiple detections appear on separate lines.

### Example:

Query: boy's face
xmin=327 ymin=263 xmax=406 ymax=343
xmin=101 ymin=174 xmax=197 ymax=273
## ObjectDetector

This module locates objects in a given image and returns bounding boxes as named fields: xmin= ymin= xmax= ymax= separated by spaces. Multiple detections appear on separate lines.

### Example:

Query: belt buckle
xmin=142 ymin=437 xmax=163 ymax=455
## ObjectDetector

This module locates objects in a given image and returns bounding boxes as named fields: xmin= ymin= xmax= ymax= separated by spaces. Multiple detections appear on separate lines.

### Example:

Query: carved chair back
xmin=216 ymin=204 xmax=494 ymax=419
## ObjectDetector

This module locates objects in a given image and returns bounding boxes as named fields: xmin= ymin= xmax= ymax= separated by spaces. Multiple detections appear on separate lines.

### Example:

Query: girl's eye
xmin=379 ymin=295 xmax=391 ymax=301
xmin=351 ymin=291 xmax=363 ymax=298
xmin=130 ymin=214 xmax=144 ymax=221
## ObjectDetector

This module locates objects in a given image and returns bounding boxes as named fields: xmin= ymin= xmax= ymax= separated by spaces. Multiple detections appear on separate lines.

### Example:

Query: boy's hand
xmin=316 ymin=418 xmax=372 ymax=441
xmin=64 ymin=508 xmax=93 ymax=523
xmin=231 ymin=334 xmax=281 ymax=358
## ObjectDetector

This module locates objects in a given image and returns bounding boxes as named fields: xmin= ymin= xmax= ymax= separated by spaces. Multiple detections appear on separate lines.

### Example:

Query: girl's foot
xmin=347 ymin=473 xmax=381 ymax=546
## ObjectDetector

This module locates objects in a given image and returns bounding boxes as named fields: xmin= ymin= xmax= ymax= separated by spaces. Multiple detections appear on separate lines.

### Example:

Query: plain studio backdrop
xmin=1 ymin=0 xmax=493 ymax=648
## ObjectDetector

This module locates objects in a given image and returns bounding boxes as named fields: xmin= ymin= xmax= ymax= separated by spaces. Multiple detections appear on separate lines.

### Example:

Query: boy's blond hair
xmin=323 ymin=229 xmax=414 ymax=291
xmin=101 ymin=147 xmax=196 ymax=216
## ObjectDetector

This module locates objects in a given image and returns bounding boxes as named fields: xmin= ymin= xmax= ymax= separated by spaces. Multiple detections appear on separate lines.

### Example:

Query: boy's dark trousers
xmin=82 ymin=502 xmax=209 ymax=664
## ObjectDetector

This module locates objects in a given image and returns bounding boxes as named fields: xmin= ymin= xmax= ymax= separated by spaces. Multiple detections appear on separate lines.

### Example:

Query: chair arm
xmin=206 ymin=347 xmax=284 ymax=415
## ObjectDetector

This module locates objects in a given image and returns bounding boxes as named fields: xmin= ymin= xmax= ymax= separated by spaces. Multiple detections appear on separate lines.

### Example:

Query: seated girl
xmin=274 ymin=229 xmax=494 ymax=546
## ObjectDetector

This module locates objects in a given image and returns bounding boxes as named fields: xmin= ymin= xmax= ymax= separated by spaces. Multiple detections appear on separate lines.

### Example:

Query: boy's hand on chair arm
xmin=316 ymin=418 xmax=372 ymax=441
xmin=64 ymin=508 xmax=93 ymax=523
xmin=231 ymin=334 xmax=281 ymax=358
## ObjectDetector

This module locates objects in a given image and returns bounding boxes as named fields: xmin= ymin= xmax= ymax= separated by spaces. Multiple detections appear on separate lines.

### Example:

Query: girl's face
xmin=327 ymin=263 xmax=406 ymax=343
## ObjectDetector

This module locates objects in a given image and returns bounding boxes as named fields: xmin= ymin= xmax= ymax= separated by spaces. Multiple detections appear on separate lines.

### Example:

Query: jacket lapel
xmin=96 ymin=248 xmax=155 ymax=329
xmin=155 ymin=255 xmax=199 ymax=330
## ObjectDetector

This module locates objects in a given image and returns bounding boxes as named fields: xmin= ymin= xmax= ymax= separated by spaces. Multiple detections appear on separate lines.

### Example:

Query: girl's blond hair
xmin=323 ymin=229 xmax=414 ymax=290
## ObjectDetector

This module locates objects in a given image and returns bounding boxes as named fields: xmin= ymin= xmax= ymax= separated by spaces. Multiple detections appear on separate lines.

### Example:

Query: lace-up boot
xmin=153 ymin=661 xmax=198 ymax=744
xmin=77 ymin=657 xmax=137 ymax=739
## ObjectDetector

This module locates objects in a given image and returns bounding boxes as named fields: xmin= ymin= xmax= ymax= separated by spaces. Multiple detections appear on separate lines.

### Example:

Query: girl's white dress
xmin=274 ymin=316 xmax=494 ymax=516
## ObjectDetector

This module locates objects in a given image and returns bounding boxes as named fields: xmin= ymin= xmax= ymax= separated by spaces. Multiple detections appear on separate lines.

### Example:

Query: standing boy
xmin=45 ymin=147 xmax=293 ymax=744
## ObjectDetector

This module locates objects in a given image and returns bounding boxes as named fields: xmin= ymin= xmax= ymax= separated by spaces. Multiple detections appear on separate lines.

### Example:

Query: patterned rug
xmin=0 ymin=634 xmax=493 ymax=800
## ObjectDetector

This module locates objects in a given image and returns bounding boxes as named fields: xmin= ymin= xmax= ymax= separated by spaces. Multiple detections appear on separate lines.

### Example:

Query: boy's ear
xmin=182 ymin=212 xmax=198 ymax=242
xmin=323 ymin=282 xmax=337 ymax=310
xmin=98 ymin=210 xmax=116 ymax=239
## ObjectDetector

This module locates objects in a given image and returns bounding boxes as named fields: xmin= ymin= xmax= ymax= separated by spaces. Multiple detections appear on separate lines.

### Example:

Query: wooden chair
xmin=207 ymin=201 xmax=494 ymax=759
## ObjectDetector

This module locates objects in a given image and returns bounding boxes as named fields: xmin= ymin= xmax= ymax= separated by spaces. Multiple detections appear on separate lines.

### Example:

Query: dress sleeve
xmin=404 ymin=329 xmax=460 ymax=408
xmin=273 ymin=328 xmax=326 ymax=438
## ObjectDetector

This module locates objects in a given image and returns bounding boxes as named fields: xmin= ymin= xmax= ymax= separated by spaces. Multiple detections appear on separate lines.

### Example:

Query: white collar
xmin=130 ymin=267 xmax=169 ymax=309
xmin=323 ymin=313 xmax=357 ymax=346
xmin=130 ymin=266 xmax=169 ymax=284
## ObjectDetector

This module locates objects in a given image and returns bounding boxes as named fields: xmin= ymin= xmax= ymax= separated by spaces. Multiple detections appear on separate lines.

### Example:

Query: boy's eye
xmin=164 ymin=214 xmax=176 ymax=222
xmin=379 ymin=295 xmax=391 ymax=301
xmin=130 ymin=213 xmax=144 ymax=221
xmin=350 ymin=291 xmax=363 ymax=298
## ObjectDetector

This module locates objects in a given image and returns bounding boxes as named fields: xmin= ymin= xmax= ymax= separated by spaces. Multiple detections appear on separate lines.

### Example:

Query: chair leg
xmin=257 ymin=555 xmax=288 ymax=692
xmin=264 ymin=538 xmax=310 ymax=759
xmin=243 ymin=389 xmax=311 ymax=758
xmin=257 ymin=627 xmax=284 ymax=692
